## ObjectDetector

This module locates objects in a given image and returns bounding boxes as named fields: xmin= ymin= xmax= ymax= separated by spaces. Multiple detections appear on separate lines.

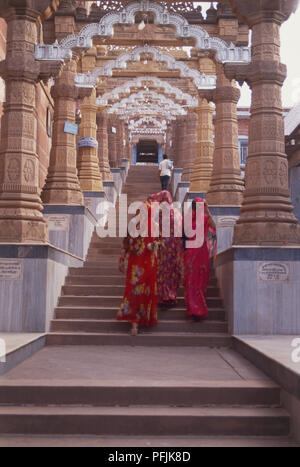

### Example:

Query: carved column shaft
xmin=116 ymin=120 xmax=124 ymax=167
xmin=0 ymin=8 xmax=49 ymax=243
xmin=206 ymin=64 xmax=244 ymax=205
xmin=182 ymin=111 xmax=197 ymax=182
xmin=190 ymin=99 xmax=215 ymax=194
xmin=97 ymin=109 xmax=112 ymax=181
xmin=42 ymin=59 xmax=83 ymax=205
xmin=175 ymin=116 xmax=187 ymax=169
xmin=108 ymin=117 xmax=118 ymax=168
xmin=229 ymin=8 xmax=300 ymax=245
xmin=77 ymin=88 xmax=103 ymax=192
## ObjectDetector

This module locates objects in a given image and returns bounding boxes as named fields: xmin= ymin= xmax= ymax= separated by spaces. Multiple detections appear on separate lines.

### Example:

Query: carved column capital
xmin=229 ymin=0 xmax=299 ymax=26
xmin=214 ymin=86 xmax=240 ymax=104
xmin=198 ymin=90 xmax=215 ymax=103
xmin=225 ymin=62 xmax=286 ymax=87
xmin=0 ymin=1 xmax=62 ymax=20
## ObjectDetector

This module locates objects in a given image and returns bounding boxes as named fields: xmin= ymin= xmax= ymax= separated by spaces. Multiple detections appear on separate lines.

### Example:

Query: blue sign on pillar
xmin=133 ymin=146 xmax=137 ymax=165
xmin=158 ymin=145 xmax=163 ymax=164
xmin=64 ymin=122 xmax=79 ymax=135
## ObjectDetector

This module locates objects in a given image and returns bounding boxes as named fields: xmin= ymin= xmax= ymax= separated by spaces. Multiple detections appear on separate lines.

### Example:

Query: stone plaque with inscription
xmin=0 ymin=260 xmax=23 ymax=280
xmin=258 ymin=262 xmax=289 ymax=282
xmin=46 ymin=215 xmax=70 ymax=232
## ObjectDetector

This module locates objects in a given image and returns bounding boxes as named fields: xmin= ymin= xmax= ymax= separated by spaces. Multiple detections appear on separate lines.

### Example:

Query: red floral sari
xmin=184 ymin=199 xmax=217 ymax=320
xmin=117 ymin=204 xmax=158 ymax=327
xmin=148 ymin=191 xmax=183 ymax=306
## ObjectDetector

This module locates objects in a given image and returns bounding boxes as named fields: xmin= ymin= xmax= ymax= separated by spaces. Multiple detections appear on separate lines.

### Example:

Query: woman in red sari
xmin=117 ymin=202 xmax=159 ymax=336
xmin=183 ymin=198 xmax=217 ymax=321
xmin=147 ymin=191 xmax=183 ymax=307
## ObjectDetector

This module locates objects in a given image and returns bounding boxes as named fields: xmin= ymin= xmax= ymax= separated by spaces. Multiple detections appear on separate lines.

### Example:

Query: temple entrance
xmin=136 ymin=140 xmax=159 ymax=164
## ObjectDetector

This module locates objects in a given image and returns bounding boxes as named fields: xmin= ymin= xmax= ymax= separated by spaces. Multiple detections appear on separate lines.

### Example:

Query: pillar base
xmin=234 ymin=221 xmax=300 ymax=247
xmin=210 ymin=206 xmax=241 ymax=254
xmin=83 ymin=191 xmax=105 ymax=220
xmin=215 ymin=246 xmax=300 ymax=335
xmin=206 ymin=188 xmax=244 ymax=206
xmin=43 ymin=205 xmax=97 ymax=260
xmin=0 ymin=244 xmax=82 ymax=332
xmin=172 ymin=169 xmax=183 ymax=198
xmin=188 ymin=192 xmax=207 ymax=200
xmin=111 ymin=168 xmax=123 ymax=197
xmin=121 ymin=159 xmax=130 ymax=178
xmin=103 ymin=181 xmax=118 ymax=206
xmin=175 ymin=182 xmax=190 ymax=205
xmin=0 ymin=216 xmax=49 ymax=244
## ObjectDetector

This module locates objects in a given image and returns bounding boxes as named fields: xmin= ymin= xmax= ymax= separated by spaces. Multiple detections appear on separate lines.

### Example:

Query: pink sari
xmin=184 ymin=199 xmax=217 ymax=320
xmin=148 ymin=191 xmax=183 ymax=306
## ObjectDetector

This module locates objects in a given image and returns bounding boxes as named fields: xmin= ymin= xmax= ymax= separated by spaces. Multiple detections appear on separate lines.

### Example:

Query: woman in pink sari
xmin=183 ymin=198 xmax=217 ymax=321
xmin=147 ymin=191 xmax=183 ymax=307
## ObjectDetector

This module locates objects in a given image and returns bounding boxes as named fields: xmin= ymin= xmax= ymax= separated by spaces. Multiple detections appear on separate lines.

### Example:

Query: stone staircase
xmin=48 ymin=165 xmax=230 ymax=347
xmin=0 ymin=165 xmax=296 ymax=445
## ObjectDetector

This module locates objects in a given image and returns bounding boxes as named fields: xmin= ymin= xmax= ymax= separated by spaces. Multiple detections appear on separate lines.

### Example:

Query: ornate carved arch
xmin=35 ymin=0 xmax=251 ymax=64
xmin=96 ymin=76 xmax=198 ymax=106
xmin=129 ymin=116 xmax=167 ymax=133
xmin=108 ymin=90 xmax=187 ymax=115
xmin=75 ymin=45 xmax=216 ymax=90
xmin=109 ymin=99 xmax=179 ymax=120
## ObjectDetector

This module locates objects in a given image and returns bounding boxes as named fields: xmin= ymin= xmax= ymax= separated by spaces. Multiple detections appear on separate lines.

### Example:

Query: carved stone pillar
xmin=190 ymin=99 xmax=215 ymax=194
xmin=175 ymin=116 xmax=187 ymax=169
xmin=0 ymin=8 xmax=49 ymax=242
xmin=108 ymin=117 xmax=118 ymax=168
xmin=182 ymin=111 xmax=197 ymax=182
xmin=206 ymin=64 xmax=244 ymax=205
xmin=77 ymin=88 xmax=103 ymax=192
xmin=96 ymin=108 xmax=112 ymax=181
xmin=226 ymin=0 xmax=300 ymax=245
xmin=42 ymin=59 xmax=84 ymax=205
xmin=115 ymin=120 xmax=123 ymax=167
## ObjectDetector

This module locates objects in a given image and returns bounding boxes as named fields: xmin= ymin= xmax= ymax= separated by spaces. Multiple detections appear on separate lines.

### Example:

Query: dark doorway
xmin=136 ymin=140 xmax=158 ymax=164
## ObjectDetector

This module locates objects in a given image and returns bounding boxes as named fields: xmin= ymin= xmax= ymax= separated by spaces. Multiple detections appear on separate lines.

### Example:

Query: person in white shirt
xmin=159 ymin=154 xmax=174 ymax=191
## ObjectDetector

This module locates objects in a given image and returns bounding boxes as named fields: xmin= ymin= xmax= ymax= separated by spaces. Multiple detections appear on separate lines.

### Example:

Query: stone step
xmin=69 ymin=267 xmax=217 ymax=280
xmin=66 ymin=275 xmax=126 ymax=285
xmin=61 ymin=285 xmax=221 ymax=298
xmin=54 ymin=306 xmax=226 ymax=322
xmin=87 ymin=248 xmax=121 ymax=256
xmin=89 ymin=241 xmax=123 ymax=247
xmin=0 ymin=381 xmax=281 ymax=407
xmin=46 ymin=332 xmax=231 ymax=347
xmin=0 ymin=406 xmax=289 ymax=436
xmin=84 ymin=258 xmax=120 ymax=265
xmin=58 ymin=296 xmax=223 ymax=308
xmin=51 ymin=319 xmax=228 ymax=334
xmin=65 ymin=275 xmax=219 ymax=287
xmin=77 ymin=266 xmax=120 ymax=275
xmin=0 ymin=435 xmax=297 ymax=447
